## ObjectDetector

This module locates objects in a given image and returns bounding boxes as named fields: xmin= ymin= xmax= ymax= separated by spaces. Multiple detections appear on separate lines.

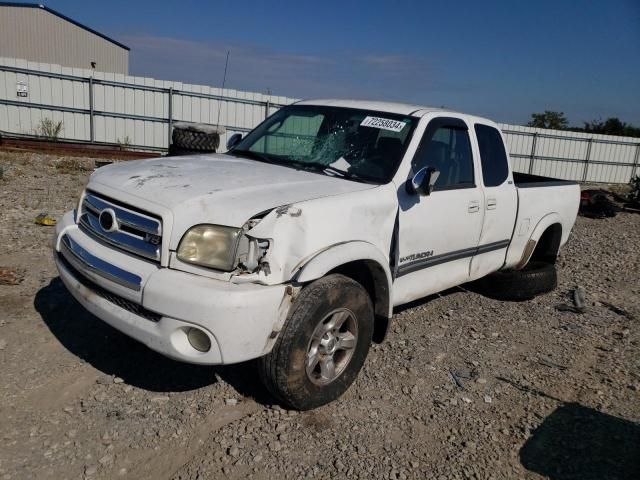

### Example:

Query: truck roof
xmin=294 ymin=99 xmax=497 ymax=127
xmin=294 ymin=98 xmax=446 ymax=117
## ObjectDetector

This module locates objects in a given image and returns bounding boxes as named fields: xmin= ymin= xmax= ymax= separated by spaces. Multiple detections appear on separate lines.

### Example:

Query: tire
xmin=474 ymin=261 xmax=557 ymax=301
xmin=167 ymin=144 xmax=194 ymax=156
xmin=259 ymin=274 xmax=374 ymax=410
xmin=171 ymin=127 xmax=219 ymax=152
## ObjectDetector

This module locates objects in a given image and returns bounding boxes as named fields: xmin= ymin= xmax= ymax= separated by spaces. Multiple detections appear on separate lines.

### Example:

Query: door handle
xmin=468 ymin=200 xmax=480 ymax=213
xmin=487 ymin=198 xmax=497 ymax=210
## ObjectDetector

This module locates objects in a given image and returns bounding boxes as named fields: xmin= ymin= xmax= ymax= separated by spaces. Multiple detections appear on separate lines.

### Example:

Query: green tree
xmin=584 ymin=117 xmax=640 ymax=138
xmin=527 ymin=111 xmax=569 ymax=130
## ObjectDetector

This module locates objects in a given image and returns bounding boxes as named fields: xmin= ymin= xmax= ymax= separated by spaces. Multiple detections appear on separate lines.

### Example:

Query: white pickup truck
xmin=53 ymin=100 xmax=580 ymax=409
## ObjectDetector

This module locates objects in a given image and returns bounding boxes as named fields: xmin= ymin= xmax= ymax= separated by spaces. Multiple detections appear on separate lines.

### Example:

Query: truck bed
xmin=513 ymin=172 xmax=579 ymax=188
xmin=513 ymin=172 xmax=578 ymax=188
xmin=503 ymin=173 xmax=581 ymax=269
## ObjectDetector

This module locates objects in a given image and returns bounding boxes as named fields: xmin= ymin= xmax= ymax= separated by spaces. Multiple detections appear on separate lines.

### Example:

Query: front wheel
xmin=258 ymin=274 xmax=374 ymax=410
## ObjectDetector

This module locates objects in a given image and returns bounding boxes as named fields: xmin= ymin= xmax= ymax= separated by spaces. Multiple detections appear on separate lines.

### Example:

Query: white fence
xmin=499 ymin=124 xmax=639 ymax=184
xmin=1 ymin=56 xmax=639 ymax=183
xmin=0 ymin=56 xmax=294 ymax=152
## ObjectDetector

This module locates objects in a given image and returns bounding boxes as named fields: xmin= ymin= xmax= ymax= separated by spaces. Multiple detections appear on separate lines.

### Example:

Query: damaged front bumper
xmin=53 ymin=211 xmax=291 ymax=365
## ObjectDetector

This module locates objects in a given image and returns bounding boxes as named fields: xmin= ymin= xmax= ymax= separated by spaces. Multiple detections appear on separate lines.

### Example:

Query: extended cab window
xmin=412 ymin=122 xmax=474 ymax=190
xmin=475 ymin=124 xmax=509 ymax=187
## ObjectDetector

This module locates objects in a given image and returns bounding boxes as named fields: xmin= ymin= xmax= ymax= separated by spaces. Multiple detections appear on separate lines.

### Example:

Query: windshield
xmin=229 ymin=105 xmax=418 ymax=183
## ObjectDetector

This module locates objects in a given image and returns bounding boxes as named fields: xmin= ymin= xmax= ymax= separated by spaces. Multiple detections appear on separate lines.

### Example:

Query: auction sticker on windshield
xmin=360 ymin=116 xmax=406 ymax=132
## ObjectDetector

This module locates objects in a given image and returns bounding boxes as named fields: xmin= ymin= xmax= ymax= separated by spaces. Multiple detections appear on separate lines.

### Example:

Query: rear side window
xmin=475 ymin=124 xmax=509 ymax=187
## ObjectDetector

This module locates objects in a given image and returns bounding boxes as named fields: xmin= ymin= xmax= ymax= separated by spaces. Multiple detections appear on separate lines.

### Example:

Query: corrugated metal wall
xmin=499 ymin=124 xmax=639 ymax=184
xmin=0 ymin=57 xmax=290 ymax=151
xmin=1 ymin=57 xmax=638 ymax=183
xmin=0 ymin=6 xmax=128 ymax=74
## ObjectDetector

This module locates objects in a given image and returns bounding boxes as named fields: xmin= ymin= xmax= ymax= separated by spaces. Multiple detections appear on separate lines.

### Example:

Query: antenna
xmin=216 ymin=51 xmax=230 ymax=130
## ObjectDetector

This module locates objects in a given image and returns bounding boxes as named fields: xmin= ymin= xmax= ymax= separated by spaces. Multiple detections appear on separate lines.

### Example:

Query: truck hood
xmin=89 ymin=153 xmax=375 ymax=241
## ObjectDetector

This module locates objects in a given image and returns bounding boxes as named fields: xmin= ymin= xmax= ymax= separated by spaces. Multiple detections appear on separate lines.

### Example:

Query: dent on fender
xmin=245 ymin=184 xmax=398 ymax=287
xmin=261 ymin=284 xmax=302 ymax=354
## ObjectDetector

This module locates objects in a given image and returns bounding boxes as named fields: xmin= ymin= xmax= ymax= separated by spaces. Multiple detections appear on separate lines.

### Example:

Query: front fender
xmin=293 ymin=241 xmax=393 ymax=318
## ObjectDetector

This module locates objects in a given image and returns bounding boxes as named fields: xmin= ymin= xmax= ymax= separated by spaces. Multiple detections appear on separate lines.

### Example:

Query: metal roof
xmin=0 ymin=2 xmax=130 ymax=50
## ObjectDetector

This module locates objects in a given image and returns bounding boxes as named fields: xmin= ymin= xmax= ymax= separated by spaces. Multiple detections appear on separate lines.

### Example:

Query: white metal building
xmin=0 ymin=2 xmax=129 ymax=74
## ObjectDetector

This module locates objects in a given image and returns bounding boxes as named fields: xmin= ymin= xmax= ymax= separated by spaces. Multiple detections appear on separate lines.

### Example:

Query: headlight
xmin=177 ymin=225 xmax=242 ymax=271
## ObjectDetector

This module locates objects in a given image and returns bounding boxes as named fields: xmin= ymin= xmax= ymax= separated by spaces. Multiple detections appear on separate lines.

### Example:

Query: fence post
xmin=632 ymin=143 xmax=640 ymax=179
xmin=88 ymin=76 xmax=94 ymax=143
xmin=582 ymin=138 xmax=593 ymax=183
xmin=167 ymin=87 xmax=173 ymax=150
xmin=264 ymin=99 xmax=270 ymax=120
xmin=528 ymin=132 xmax=538 ymax=174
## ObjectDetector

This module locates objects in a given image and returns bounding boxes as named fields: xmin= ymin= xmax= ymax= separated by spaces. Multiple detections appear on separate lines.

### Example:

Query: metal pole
xmin=167 ymin=87 xmax=173 ymax=150
xmin=88 ymin=76 xmax=94 ymax=143
xmin=528 ymin=132 xmax=538 ymax=174
xmin=582 ymin=138 xmax=593 ymax=183
xmin=265 ymin=99 xmax=270 ymax=120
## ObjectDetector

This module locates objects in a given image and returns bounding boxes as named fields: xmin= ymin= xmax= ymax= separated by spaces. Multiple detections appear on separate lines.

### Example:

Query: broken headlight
xmin=177 ymin=225 xmax=242 ymax=271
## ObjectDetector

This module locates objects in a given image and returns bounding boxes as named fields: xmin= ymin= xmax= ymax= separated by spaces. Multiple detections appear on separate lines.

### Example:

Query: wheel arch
xmin=516 ymin=213 xmax=564 ymax=269
xmin=292 ymin=241 xmax=393 ymax=342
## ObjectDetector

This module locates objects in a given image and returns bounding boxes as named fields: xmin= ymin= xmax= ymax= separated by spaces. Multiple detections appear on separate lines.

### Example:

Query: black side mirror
xmin=406 ymin=167 xmax=440 ymax=196
xmin=226 ymin=133 xmax=242 ymax=150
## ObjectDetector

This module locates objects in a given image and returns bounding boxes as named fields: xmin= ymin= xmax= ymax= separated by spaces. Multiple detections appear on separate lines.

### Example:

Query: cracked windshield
xmin=231 ymin=105 xmax=417 ymax=183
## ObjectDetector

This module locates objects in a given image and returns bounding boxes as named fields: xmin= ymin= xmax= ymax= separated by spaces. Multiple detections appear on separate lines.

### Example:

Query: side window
xmin=413 ymin=125 xmax=474 ymax=190
xmin=475 ymin=124 xmax=509 ymax=187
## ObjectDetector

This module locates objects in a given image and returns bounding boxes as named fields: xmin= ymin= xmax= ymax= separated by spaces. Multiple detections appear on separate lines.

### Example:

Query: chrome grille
xmin=57 ymin=252 xmax=161 ymax=322
xmin=79 ymin=192 xmax=162 ymax=262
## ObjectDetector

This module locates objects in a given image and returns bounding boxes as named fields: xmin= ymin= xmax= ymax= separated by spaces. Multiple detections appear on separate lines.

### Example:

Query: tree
xmin=583 ymin=117 xmax=640 ymax=138
xmin=527 ymin=111 xmax=569 ymax=130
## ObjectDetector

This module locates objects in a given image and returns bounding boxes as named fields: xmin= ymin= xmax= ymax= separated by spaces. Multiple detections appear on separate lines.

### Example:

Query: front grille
xmin=58 ymin=253 xmax=161 ymax=322
xmin=79 ymin=191 xmax=162 ymax=262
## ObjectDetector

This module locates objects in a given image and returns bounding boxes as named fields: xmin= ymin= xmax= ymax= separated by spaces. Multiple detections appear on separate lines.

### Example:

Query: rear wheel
xmin=474 ymin=261 xmax=557 ymax=301
xmin=259 ymin=274 xmax=373 ymax=410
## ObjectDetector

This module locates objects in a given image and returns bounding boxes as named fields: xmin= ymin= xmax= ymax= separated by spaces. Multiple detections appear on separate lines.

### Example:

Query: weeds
xmin=34 ymin=118 xmax=63 ymax=139
xmin=117 ymin=135 xmax=132 ymax=149
xmin=55 ymin=158 xmax=92 ymax=174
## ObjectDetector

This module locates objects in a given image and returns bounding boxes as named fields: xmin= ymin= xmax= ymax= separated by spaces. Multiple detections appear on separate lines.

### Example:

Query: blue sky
xmin=38 ymin=0 xmax=640 ymax=125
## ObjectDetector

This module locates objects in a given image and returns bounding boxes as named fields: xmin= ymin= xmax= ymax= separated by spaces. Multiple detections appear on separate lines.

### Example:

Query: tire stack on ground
xmin=168 ymin=122 xmax=226 ymax=156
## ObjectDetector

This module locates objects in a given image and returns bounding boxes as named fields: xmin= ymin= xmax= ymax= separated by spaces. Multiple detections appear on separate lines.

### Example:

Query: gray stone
xmin=96 ymin=375 xmax=113 ymax=385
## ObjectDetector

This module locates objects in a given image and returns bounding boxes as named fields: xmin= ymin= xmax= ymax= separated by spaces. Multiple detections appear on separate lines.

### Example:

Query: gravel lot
xmin=1 ymin=152 xmax=639 ymax=480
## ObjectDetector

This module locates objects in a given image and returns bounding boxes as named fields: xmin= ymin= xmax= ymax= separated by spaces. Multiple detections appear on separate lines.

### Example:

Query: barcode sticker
xmin=360 ymin=116 xmax=406 ymax=132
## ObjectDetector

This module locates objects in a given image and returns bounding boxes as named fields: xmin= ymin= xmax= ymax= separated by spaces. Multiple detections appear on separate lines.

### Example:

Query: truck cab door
xmin=468 ymin=123 xmax=518 ymax=280
xmin=392 ymin=117 xmax=484 ymax=306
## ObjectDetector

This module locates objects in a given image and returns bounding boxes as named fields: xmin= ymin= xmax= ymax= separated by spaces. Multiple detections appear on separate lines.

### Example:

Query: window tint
xmin=413 ymin=126 xmax=474 ymax=190
xmin=250 ymin=112 xmax=324 ymax=157
xmin=475 ymin=124 xmax=509 ymax=187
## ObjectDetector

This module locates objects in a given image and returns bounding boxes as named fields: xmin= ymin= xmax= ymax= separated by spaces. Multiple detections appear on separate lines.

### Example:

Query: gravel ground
xmin=0 ymin=152 xmax=638 ymax=480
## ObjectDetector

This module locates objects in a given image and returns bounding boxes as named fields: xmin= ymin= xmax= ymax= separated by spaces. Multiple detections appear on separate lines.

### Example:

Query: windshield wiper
xmin=284 ymin=159 xmax=346 ymax=176
xmin=230 ymin=152 xmax=377 ymax=183
xmin=301 ymin=162 xmax=376 ymax=183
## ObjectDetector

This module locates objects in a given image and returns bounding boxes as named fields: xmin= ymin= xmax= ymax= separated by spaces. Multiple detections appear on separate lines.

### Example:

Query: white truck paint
xmin=53 ymin=99 xmax=580 ymax=369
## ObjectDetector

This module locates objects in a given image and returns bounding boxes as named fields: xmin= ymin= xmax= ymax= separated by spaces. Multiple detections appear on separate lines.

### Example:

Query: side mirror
xmin=406 ymin=167 xmax=440 ymax=196
xmin=226 ymin=133 xmax=242 ymax=150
